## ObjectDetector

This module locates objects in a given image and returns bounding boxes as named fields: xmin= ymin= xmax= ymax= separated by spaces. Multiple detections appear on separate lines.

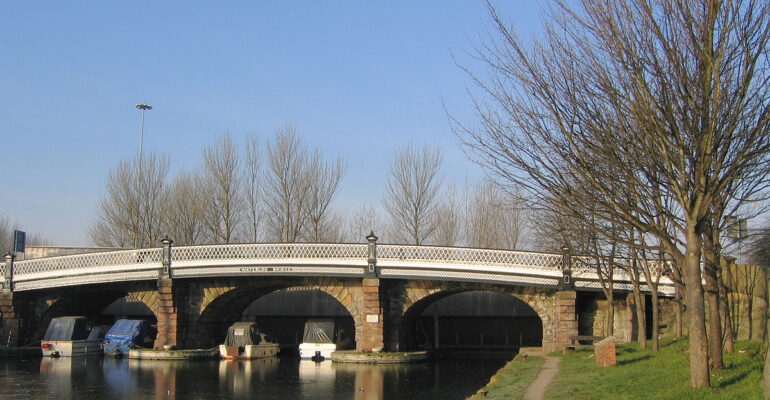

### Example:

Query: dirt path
xmin=522 ymin=355 xmax=560 ymax=400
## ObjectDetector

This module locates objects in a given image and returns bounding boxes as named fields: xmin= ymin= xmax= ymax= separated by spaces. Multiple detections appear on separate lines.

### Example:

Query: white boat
xmin=41 ymin=316 xmax=104 ymax=357
xmin=298 ymin=319 xmax=336 ymax=360
xmin=219 ymin=322 xmax=280 ymax=360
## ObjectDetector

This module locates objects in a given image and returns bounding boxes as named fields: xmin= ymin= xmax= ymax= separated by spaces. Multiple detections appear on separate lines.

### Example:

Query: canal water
xmin=0 ymin=356 xmax=507 ymax=400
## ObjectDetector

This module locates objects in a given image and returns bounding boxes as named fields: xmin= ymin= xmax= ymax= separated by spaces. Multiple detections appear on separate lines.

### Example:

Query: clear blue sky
xmin=1 ymin=1 xmax=545 ymax=246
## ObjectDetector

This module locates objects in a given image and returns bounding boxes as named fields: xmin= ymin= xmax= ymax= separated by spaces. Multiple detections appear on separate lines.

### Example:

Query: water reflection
xmin=218 ymin=358 xmax=280 ymax=395
xmin=38 ymin=357 xmax=104 ymax=399
xmin=2 ymin=356 xmax=506 ymax=400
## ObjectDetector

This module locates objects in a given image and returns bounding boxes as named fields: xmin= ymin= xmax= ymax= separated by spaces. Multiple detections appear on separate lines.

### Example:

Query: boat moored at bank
xmin=102 ymin=319 xmax=155 ymax=357
xmin=41 ymin=316 xmax=104 ymax=357
xmin=219 ymin=322 xmax=280 ymax=360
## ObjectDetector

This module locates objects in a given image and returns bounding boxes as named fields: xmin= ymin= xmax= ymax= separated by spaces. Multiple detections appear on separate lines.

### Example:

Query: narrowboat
xmin=219 ymin=322 xmax=280 ymax=360
xmin=41 ymin=316 xmax=104 ymax=357
xmin=103 ymin=319 xmax=155 ymax=357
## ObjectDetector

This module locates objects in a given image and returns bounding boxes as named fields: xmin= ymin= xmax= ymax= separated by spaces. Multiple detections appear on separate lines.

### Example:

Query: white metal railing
xmin=377 ymin=245 xmax=563 ymax=270
xmin=14 ymin=248 xmax=162 ymax=278
xmin=8 ymin=243 xmax=675 ymax=294
xmin=172 ymin=243 xmax=368 ymax=263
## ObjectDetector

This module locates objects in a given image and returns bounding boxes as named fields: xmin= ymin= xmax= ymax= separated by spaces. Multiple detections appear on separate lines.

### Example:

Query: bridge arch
xmin=35 ymin=284 xmax=160 ymax=340
xmin=393 ymin=281 xmax=554 ymax=351
xmin=187 ymin=277 xmax=362 ymax=348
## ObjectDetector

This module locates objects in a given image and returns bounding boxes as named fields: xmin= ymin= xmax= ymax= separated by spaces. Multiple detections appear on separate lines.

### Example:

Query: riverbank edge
xmin=467 ymin=353 xmax=546 ymax=399
xmin=331 ymin=350 xmax=429 ymax=363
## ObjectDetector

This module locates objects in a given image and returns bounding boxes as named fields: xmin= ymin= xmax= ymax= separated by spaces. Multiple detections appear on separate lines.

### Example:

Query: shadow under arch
xmin=38 ymin=287 xmax=158 ymax=340
xmin=399 ymin=289 xmax=544 ymax=351
xmin=195 ymin=285 xmax=357 ymax=350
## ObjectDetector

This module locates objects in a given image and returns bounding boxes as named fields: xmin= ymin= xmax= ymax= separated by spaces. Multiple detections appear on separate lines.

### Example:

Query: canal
xmin=0 ymin=356 xmax=507 ymax=399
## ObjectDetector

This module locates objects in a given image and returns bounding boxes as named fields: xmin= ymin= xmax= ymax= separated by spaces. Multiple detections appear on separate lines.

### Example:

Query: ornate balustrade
xmin=7 ymin=243 xmax=675 ymax=295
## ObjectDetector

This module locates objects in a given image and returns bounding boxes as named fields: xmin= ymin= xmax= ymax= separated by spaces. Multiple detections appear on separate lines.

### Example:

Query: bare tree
xmin=243 ymin=134 xmax=263 ymax=243
xmin=434 ymin=184 xmax=461 ymax=246
xmin=382 ymin=144 xmax=443 ymax=245
xmin=198 ymin=133 xmax=242 ymax=244
xmin=464 ymin=180 xmax=525 ymax=250
xmin=263 ymin=125 xmax=345 ymax=243
xmin=534 ymin=199 xmax=619 ymax=337
xmin=304 ymin=150 xmax=347 ymax=242
xmin=453 ymin=0 xmax=770 ymax=388
xmin=164 ymin=170 xmax=203 ymax=245
xmin=347 ymin=202 xmax=383 ymax=242
xmin=137 ymin=153 xmax=170 ymax=247
xmin=91 ymin=153 xmax=169 ymax=248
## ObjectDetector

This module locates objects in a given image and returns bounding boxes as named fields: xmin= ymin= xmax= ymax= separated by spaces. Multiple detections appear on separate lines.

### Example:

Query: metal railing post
xmin=2 ymin=253 xmax=14 ymax=293
xmin=161 ymin=236 xmax=173 ymax=279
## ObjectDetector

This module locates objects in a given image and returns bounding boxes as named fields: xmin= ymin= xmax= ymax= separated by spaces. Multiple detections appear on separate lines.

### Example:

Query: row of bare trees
xmin=91 ymin=125 xmax=347 ymax=246
xmin=454 ymin=0 xmax=770 ymax=388
xmin=91 ymin=131 xmax=529 ymax=250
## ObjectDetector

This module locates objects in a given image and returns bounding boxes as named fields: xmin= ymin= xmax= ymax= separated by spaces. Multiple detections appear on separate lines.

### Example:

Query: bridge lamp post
xmin=560 ymin=244 xmax=574 ymax=290
xmin=161 ymin=236 xmax=173 ymax=279
xmin=2 ymin=252 xmax=14 ymax=293
xmin=366 ymin=232 xmax=378 ymax=278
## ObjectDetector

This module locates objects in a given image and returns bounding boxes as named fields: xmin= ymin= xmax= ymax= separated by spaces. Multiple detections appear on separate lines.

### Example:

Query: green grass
xmin=467 ymin=355 xmax=545 ymax=400
xmin=545 ymin=338 xmax=763 ymax=399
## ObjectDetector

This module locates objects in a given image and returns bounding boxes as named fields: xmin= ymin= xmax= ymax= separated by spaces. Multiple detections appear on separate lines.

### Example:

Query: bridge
xmin=0 ymin=237 xmax=675 ymax=353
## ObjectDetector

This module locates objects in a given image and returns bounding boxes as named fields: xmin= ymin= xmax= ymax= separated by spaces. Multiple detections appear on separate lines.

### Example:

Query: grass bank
xmin=468 ymin=338 xmax=763 ymax=400
xmin=546 ymin=338 xmax=763 ymax=399
xmin=467 ymin=354 xmax=545 ymax=399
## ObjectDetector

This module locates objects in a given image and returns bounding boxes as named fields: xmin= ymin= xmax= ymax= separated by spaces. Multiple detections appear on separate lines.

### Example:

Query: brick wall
xmin=594 ymin=336 xmax=617 ymax=367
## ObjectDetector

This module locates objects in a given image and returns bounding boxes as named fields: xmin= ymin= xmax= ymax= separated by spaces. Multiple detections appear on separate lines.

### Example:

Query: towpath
xmin=522 ymin=355 xmax=560 ymax=400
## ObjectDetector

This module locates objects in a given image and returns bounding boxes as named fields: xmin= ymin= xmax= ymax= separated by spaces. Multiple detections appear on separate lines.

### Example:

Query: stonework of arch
xmin=183 ymin=276 xmax=365 ymax=348
xmin=25 ymin=282 xmax=160 ymax=342
xmin=387 ymin=280 xmax=556 ymax=351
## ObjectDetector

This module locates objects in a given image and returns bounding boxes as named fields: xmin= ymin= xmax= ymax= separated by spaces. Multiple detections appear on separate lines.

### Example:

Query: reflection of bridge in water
xmin=18 ymin=355 xmax=506 ymax=399
xmin=1 ymin=240 xmax=675 ymax=353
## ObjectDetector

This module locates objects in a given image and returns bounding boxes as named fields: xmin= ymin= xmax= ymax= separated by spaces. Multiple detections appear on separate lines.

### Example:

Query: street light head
xmin=135 ymin=103 xmax=152 ymax=111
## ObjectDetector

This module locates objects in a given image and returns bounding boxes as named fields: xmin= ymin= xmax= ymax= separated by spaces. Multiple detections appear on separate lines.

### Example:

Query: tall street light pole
xmin=135 ymin=103 xmax=152 ymax=169
xmin=134 ymin=103 xmax=152 ymax=249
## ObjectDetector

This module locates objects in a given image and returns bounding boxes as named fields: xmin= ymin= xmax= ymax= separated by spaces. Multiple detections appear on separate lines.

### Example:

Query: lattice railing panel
xmin=377 ymin=245 xmax=563 ymax=270
xmin=6 ymin=243 xmax=675 ymax=296
xmin=13 ymin=248 xmax=162 ymax=278
xmin=172 ymin=243 xmax=368 ymax=263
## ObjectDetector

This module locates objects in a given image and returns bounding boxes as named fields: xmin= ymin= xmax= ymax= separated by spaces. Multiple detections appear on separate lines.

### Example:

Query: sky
xmin=0 ymin=1 xmax=546 ymax=246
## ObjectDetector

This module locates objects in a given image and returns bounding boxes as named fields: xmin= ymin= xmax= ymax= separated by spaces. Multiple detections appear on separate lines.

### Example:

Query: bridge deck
xmin=6 ymin=243 xmax=675 ymax=295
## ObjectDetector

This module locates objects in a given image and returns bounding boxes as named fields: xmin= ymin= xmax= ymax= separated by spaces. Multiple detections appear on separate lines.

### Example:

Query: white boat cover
xmin=302 ymin=319 xmax=335 ymax=344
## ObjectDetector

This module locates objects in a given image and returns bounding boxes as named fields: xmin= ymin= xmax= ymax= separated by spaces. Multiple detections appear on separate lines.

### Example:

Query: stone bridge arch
xmin=25 ymin=282 xmax=160 ymax=342
xmin=182 ymin=277 xmax=364 ymax=348
xmin=385 ymin=280 xmax=557 ymax=351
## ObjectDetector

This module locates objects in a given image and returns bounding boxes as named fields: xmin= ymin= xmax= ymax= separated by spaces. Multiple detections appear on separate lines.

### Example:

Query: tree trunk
xmin=703 ymin=230 xmax=724 ymax=368
xmin=651 ymin=290 xmax=659 ymax=352
xmin=685 ymin=231 xmax=710 ymax=388
xmin=718 ymin=266 xmax=734 ymax=353
xmin=675 ymin=285 xmax=684 ymax=338
xmin=762 ymin=275 xmax=770 ymax=399
xmin=632 ymin=283 xmax=646 ymax=349
xmin=704 ymin=288 xmax=722 ymax=368
xmin=606 ymin=291 xmax=615 ymax=337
